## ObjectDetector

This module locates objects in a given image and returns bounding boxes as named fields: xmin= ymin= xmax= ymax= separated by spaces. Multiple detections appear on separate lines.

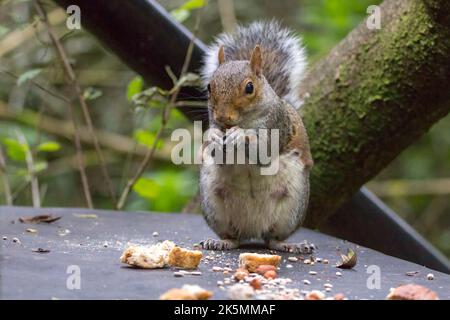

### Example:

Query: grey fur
xmin=201 ymin=21 xmax=307 ymax=109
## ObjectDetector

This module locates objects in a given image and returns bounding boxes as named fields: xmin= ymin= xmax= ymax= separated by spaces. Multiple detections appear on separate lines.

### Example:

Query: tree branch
xmin=34 ymin=0 xmax=116 ymax=205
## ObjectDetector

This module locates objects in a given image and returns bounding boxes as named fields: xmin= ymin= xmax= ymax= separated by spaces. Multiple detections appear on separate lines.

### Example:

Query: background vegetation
xmin=0 ymin=0 xmax=449 ymax=257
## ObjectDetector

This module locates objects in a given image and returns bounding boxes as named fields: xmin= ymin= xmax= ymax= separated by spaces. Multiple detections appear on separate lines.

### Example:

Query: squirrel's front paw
xmin=200 ymin=238 xmax=239 ymax=251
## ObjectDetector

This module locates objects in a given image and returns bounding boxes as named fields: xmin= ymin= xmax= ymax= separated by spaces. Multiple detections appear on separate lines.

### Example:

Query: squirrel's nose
xmin=215 ymin=114 xmax=232 ymax=124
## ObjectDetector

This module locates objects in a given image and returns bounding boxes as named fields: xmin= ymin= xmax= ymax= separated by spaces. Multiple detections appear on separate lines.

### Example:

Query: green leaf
xmin=2 ymin=138 xmax=27 ymax=162
xmin=17 ymin=68 xmax=43 ymax=86
xmin=171 ymin=9 xmax=190 ymax=23
xmin=179 ymin=0 xmax=206 ymax=10
xmin=83 ymin=87 xmax=103 ymax=101
xmin=0 ymin=25 xmax=9 ymax=37
xmin=37 ymin=141 xmax=61 ymax=153
xmin=133 ymin=129 xmax=163 ymax=149
xmin=33 ymin=161 xmax=48 ymax=174
xmin=127 ymin=76 xmax=144 ymax=102
xmin=133 ymin=177 xmax=160 ymax=199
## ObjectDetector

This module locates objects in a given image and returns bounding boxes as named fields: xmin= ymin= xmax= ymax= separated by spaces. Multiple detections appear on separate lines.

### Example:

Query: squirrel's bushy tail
xmin=201 ymin=21 xmax=307 ymax=109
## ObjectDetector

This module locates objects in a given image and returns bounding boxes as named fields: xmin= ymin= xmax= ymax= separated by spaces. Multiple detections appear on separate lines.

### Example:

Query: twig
xmin=16 ymin=131 xmax=41 ymax=208
xmin=34 ymin=0 xmax=116 ymax=204
xmin=217 ymin=0 xmax=237 ymax=33
xmin=0 ymin=68 xmax=70 ymax=103
xmin=68 ymin=102 xmax=93 ymax=208
xmin=0 ymin=147 xmax=13 ymax=206
xmin=0 ymin=101 xmax=172 ymax=161
xmin=117 ymin=8 xmax=204 ymax=210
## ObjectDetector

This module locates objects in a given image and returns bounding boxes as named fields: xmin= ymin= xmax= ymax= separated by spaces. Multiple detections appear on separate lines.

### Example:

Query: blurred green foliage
xmin=0 ymin=0 xmax=448 ymax=257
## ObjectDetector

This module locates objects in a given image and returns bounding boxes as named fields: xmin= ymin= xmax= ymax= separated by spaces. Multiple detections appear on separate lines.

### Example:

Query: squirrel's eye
xmin=245 ymin=82 xmax=254 ymax=94
xmin=207 ymin=84 xmax=211 ymax=93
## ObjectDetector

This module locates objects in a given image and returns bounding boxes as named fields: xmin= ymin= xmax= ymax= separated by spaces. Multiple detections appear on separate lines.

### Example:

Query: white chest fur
xmin=200 ymin=153 xmax=309 ymax=241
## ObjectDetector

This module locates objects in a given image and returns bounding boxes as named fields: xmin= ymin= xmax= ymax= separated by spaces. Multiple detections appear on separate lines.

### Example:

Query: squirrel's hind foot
xmin=268 ymin=240 xmax=316 ymax=254
xmin=200 ymin=238 xmax=240 ymax=251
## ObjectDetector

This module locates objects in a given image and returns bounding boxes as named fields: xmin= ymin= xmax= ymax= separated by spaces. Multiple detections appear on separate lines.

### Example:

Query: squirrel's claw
xmin=268 ymin=240 xmax=316 ymax=254
xmin=200 ymin=238 xmax=239 ymax=251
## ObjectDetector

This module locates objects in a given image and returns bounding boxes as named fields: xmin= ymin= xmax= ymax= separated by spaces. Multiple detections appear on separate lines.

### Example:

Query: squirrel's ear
xmin=250 ymin=45 xmax=262 ymax=76
xmin=218 ymin=46 xmax=226 ymax=65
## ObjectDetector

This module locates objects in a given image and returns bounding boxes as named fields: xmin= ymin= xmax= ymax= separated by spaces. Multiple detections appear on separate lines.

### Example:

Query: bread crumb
xmin=168 ymin=246 xmax=202 ymax=269
xmin=120 ymin=240 xmax=175 ymax=269
xmin=239 ymin=253 xmax=281 ymax=272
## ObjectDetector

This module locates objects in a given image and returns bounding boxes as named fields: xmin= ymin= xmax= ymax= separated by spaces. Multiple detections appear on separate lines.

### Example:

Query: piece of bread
xmin=386 ymin=284 xmax=439 ymax=300
xmin=239 ymin=253 xmax=281 ymax=272
xmin=160 ymin=285 xmax=213 ymax=300
xmin=120 ymin=240 xmax=175 ymax=269
xmin=168 ymin=246 xmax=203 ymax=269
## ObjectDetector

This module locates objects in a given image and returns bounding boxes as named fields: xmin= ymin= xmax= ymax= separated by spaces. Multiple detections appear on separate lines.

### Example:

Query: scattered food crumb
xmin=305 ymin=290 xmax=325 ymax=300
xmin=103 ymin=241 xmax=108 ymax=248
xmin=168 ymin=246 xmax=202 ymax=269
xmin=303 ymin=259 xmax=311 ymax=265
xmin=2 ymin=236 xmax=7 ymax=240
xmin=287 ymin=257 xmax=298 ymax=262
xmin=255 ymin=265 xmax=277 ymax=275
xmin=322 ymin=259 xmax=329 ymax=264
xmin=211 ymin=266 xmax=223 ymax=272
xmin=386 ymin=284 xmax=438 ymax=300
xmin=309 ymin=271 xmax=317 ymax=275
xmin=173 ymin=272 xmax=184 ymax=277
xmin=227 ymin=284 xmax=255 ymax=300
xmin=160 ymin=285 xmax=212 ymax=300
xmin=26 ymin=228 xmax=37 ymax=233
xmin=324 ymin=283 xmax=333 ymax=289
xmin=303 ymin=279 xmax=311 ymax=285
xmin=427 ymin=273 xmax=435 ymax=280
xmin=120 ymin=240 xmax=175 ymax=269
xmin=239 ymin=253 xmax=281 ymax=272
xmin=190 ymin=271 xmax=202 ymax=276
xmin=12 ymin=237 xmax=21 ymax=244
xmin=286 ymin=264 xmax=293 ymax=269
xmin=152 ymin=231 xmax=159 ymax=237
xmin=405 ymin=271 xmax=419 ymax=277
xmin=233 ymin=268 xmax=249 ymax=281
xmin=336 ymin=271 xmax=342 ymax=277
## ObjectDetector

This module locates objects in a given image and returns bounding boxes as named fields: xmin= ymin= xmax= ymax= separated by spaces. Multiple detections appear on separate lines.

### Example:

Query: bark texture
xmin=300 ymin=0 xmax=450 ymax=227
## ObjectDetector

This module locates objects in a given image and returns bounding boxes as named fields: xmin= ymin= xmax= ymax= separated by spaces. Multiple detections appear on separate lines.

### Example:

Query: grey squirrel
xmin=198 ymin=21 xmax=314 ymax=253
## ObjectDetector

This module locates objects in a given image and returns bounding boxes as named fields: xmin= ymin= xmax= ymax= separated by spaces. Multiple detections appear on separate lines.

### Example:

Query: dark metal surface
xmin=1 ymin=206 xmax=449 ymax=300
xmin=52 ymin=0 xmax=450 ymax=272
xmin=325 ymin=189 xmax=450 ymax=274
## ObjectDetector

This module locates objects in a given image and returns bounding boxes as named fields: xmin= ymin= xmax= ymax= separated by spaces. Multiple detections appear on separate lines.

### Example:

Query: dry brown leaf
xmin=336 ymin=248 xmax=357 ymax=269
xmin=32 ymin=248 xmax=50 ymax=253
xmin=19 ymin=214 xmax=61 ymax=224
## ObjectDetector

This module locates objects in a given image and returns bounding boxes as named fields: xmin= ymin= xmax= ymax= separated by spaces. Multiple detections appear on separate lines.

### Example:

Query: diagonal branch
xmin=34 ymin=0 xmax=116 ymax=205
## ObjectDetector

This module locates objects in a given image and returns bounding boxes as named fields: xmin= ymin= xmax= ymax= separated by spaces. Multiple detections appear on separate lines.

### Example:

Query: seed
xmin=309 ymin=271 xmax=317 ymax=275
xmin=303 ymin=279 xmax=311 ymax=285
xmin=212 ymin=266 xmax=223 ymax=272
xmin=322 ymin=259 xmax=329 ymax=264
xmin=288 ymin=257 xmax=298 ymax=262
xmin=2 ymin=236 xmax=7 ymax=240
xmin=286 ymin=264 xmax=293 ymax=269
xmin=12 ymin=237 xmax=20 ymax=244
xmin=316 ymin=258 xmax=322 ymax=263
xmin=324 ymin=283 xmax=333 ymax=288
xmin=325 ymin=287 xmax=332 ymax=292
xmin=103 ymin=241 xmax=108 ymax=247
xmin=26 ymin=228 xmax=37 ymax=233
xmin=427 ymin=273 xmax=434 ymax=280
xmin=264 ymin=270 xmax=277 ymax=279
xmin=217 ymin=281 xmax=224 ymax=286
xmin=336 ymin=271 xmax=342 ymax=277
xmin=190 ymin=271 xmax=202 ymax=276
xmin=234 ymin=268 xmax=249 ymax=281
xmin=250 ymin=278 xmax=262 ymax=290
xmin=334 ymin=293 xmax=345 ymax=300
xmin=256 ymin=265 xmax=276 ymax=275
xmin=152 ymin=231 xmax=159 ymax=237
xmin=303 ymin=259 xmax=311 ymax=265
xmin=173 ymin=272 xmax=184 ymax=277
